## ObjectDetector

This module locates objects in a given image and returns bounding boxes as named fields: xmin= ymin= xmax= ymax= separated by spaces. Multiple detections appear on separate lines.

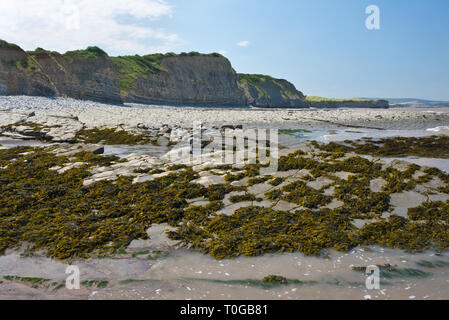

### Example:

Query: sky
xmin=0 ymin=0 xmax=448 ymax=100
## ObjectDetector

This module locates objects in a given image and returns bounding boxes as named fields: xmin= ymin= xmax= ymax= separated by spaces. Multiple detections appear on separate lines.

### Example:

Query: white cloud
xmin=218 ymin=50 xmax=227 ymax=56
xmin=236 ymin=40 xmax=249 ymax=47
xmin=0 ymin=0 xmax=181 ymax=55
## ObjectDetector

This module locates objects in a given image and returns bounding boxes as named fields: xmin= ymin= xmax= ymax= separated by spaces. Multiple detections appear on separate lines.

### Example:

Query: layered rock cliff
xmin=0 ymin=40 xmax=57 ymax=97
xmin=0 ymin=41 xmax=310 ymax=107
xmin=28 ymin=47 xmax=122 ymax=104
xmin=0 ymin=40 xmax=388 ymax=109
xmin=112 ymin=53 xmax=246 ymax=106
xmin=238 ymin=74 xmax=308 ymax=108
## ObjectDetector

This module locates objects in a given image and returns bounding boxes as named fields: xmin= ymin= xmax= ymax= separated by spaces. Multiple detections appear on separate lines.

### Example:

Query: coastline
xmin=1 ymin=96 xmax=449 ymax=131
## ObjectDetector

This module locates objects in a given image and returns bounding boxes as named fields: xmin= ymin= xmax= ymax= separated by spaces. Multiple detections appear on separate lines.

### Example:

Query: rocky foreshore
xmin=1 ymin=96 xmax=449 ymax=300
xmin=0 ymin=96 xmax=446 ymax=132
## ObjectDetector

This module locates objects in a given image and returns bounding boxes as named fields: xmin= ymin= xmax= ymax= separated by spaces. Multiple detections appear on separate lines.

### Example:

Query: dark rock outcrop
xmin=306 ymin=99 xmax=389 ymax=109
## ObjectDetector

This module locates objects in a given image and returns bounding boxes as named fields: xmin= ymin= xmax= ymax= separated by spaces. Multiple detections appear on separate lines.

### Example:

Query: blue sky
xmin=1 ymin=0 xmax=448 ymax=100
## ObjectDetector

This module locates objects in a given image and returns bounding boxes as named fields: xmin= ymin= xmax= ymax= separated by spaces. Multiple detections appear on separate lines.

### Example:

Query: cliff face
xmin=238 ymin=74 xmax=309 ymax=108
xmin=0 ymin=41 xmax=57 ymax=97
xmin=0 ymin=41 xmax=310 ymax=108
xmin=29 ymin=49 xmax=123 ymax=104
xmin=116 ymin=55 xmax=246 ymax=106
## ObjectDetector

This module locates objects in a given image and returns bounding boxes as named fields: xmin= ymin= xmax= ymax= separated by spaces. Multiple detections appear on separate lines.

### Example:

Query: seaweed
xmin=169 ymin=206 xmax=359 ymax=259
xmin=0 ymin=147 xmax=206 ymax=259
xmin=229 ymin=194 xmax=257 ymax=203
xmin=74 ymin=127 xmax=159 ymax=145
xmin=185 ymin=277 xmax=312 ymax=289
xmin=268 ymin=177 xmax=285 ymax=186
xmin=1 ymin=144 xmax=448 ymax=261
xmin=248 ymin=176 xmax=272 ymax=186
xmin=262 ymin=275 xmax=288 ymax=284
xmin=311 ymin=136 xmax=449 ymax=159
xmin=81 ymin=280 xmax=109 ymax=288
xmin=281 ymin=181 xmax=333 ymax=209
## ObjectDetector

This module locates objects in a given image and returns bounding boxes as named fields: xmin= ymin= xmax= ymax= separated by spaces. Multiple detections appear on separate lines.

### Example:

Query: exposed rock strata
xmin=0 ymin=40 xmax=309 ymax=108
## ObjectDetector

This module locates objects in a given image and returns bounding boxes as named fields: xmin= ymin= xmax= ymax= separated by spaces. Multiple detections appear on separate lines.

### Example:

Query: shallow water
xmin=2 ymin=246 xmax=449 ymax=300
xmin=285 ymin=127 xmax=448 ymax=143
xmin=0 ymin=138 xmax=49 ymax=148
xmin=132 ymin=247 xmax=449 ymax=300
xmin=382 ymin=157 xmax=449 ymax=173
xmin=284 ymin=127 xmax=449 ymax=172
xmin=103 ymin=144 xmax=170 ymax=158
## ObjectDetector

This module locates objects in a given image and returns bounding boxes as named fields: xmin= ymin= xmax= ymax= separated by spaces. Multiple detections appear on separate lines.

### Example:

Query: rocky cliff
xmin=238 ymin=74 xmax=308 ymax=108
xmin=112 ymin=53 xmax=246 ymax=106
xmin=0 ymin=40 xmax=57 ymax=97
xmin=28 ymin=47 xmax=123 ymax=104
xmin=0 ymin=40 xmax=387 ymax=109
xmin=0 ymin=41 xmax=310 ymax=108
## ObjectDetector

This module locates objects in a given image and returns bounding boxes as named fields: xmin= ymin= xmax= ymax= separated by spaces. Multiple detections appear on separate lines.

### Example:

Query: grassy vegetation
xmin=27 ymin=47 xmax=61 ymax=55
xmin=238 ymin=73 xmax=298 ymax=101
xmin=238 ymin=74 xmax=272 ymax=99
xmin=0 ymin=39 xmax=21 ymax=49
xmin=64 ymin=46 xmax=108 ymax=59
xmin=306 ymin=96 xmax=374 ymax=103
xmin=0 ymin=56 xmax=38 ymax=72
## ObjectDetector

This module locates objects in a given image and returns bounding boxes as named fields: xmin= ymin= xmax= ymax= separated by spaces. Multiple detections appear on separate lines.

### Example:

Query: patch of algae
xmin=310 ymin=135 xmax=449 ymax=159
xmin=74 ymin=127 xmax=160 ymax=145
xmin=168 ymin=150 xmax=449 ymax=259
xmin=1 ymin=143 xmax=449 ymax=261
xmin=0 ymin=146 xmax=243 ymax=259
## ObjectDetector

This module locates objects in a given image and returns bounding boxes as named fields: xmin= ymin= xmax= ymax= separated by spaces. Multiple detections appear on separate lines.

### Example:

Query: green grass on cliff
xmin=306 ymin=96 xmax=374 ymax=103
xmin=238 ymin=73 xmax=297 ymax=100
xmin=0 ymin=39 xmax=21 ymax=49
xmin=0 ymin=57 xmax=38 ymax=72
xmin=112 ymin=52 xmax=223 ymax=92
xmin=27 ymin=47 xmax=61 ymax=56
xmin=64 ymin=46 xmax=108 ymax=59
